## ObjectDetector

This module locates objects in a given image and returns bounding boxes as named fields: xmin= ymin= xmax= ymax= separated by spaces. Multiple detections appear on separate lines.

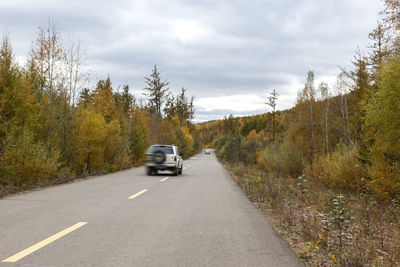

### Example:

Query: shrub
xmin=309 ymin=144 xmax=367 ymax=192
xmin=257 ymin=140 xmax=304 ymax=178
xmin=216 ymin=135 xmax=244 ymax=163
xmin=0 ymin=130 xmax=59 ymax=187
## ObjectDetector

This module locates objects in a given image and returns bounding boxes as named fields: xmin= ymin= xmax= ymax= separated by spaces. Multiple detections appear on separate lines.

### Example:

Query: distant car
xmin=205 ymin=149 xmax=211 ymax=154
xmin=146 ymin=145 xmax=183 ymax=176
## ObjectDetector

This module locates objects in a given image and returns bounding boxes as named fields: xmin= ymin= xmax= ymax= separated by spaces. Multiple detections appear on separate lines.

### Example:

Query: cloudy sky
xmin=1 ymin=0 xmax=383 ymax=122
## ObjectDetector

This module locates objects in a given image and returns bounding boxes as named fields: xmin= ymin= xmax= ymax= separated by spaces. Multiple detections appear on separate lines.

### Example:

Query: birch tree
xmin=319 ymin=82 xmax=330 ymax=154
xmin=298 ymin=71 xmax=317 ymax=159
xmin=61 ymin=38 xmax=90 ymax=162
xmin=30 ymin=19 xmax=64 ymax=96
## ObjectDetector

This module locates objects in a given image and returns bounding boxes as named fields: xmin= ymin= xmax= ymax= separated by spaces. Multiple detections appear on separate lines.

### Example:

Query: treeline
xmin=197 ymin=0 xmax=400 ymax=199
xmin=195 ymin=1 xmax=399 ymax=265
xmin=0 ymin=22 xmax=200 ymax=195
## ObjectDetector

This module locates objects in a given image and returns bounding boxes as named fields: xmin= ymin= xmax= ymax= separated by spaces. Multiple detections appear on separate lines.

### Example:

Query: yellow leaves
xmin=309 ymin=144 xmax=367 ymax=192
xmin=70 ymin=108 xmax=107 ymax=174
xmin=184 ymin=126 xmax=190 ymax=135
xmin=246 ymin=129 xmax=258 ymax=140
xmin=328 ymin=252 xmax=338 ymax=265
xmin=103 ymin=119 xmax=131 ymax=169
xmin=0 ymin=129 xmax=59 ymax=186
xmin=363 ymin=56 xmax=400 ymax=198
xmin=255 ymin=177 xmax=263 ymax=187
xmin=369 ymin=160 xmax=400 ymax=199
xmin=92 ymin=78 xmax=115 ymax=122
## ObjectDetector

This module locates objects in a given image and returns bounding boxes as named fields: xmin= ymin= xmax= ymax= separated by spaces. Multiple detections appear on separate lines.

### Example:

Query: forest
xmin=0 ymin=22 xmax=200 ymax=197
xmin=196 ymin=1 xmax=400 ymax=265
xmin=1 ymin=0 xmax=400 ymax=266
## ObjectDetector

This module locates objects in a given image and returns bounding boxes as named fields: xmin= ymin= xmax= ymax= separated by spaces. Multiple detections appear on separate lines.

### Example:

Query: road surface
xmin=0 ymin=150 xmax=304 ymax=266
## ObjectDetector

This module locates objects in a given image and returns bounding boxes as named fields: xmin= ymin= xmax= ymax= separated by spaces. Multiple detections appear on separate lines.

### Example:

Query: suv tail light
xmin=174 ymin=156 xmax=177 ymax=161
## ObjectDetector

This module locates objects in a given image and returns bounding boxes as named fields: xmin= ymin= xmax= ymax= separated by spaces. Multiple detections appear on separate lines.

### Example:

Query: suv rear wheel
xmin=147 ymin=167 xmax=158 ymax=176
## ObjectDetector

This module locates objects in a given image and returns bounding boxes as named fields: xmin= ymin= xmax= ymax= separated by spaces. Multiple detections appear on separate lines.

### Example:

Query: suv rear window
xmin=149 ymin=146 xmax=174 ymax=154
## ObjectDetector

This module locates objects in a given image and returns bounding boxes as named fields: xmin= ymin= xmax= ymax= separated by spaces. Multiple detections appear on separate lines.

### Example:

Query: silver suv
xmin=146 ymin=145 xmax=183 ymax=176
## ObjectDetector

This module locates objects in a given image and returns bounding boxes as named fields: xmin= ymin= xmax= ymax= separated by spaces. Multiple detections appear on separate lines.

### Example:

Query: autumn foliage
xmin=194 ymin=1 xmax=400 ymax=265
xmin=0 ymin=24 xmax=200 ymax=195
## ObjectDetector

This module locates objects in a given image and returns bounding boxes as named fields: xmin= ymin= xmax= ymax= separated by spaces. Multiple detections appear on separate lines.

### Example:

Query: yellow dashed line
xmin=128 ymin=189 xmax=148 ymax=199
xmin=160 ymin=177 xmax=169 ymax=182
xmin=2 ymin=222 xmax=88 ymax=263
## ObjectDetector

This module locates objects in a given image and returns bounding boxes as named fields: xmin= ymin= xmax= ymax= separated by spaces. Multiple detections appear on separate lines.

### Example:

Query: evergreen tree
xmin=143 ymin=65 xmax=169 ymax=118
xmin=0 ymin=33 xmax=19 ymax=152
xmin=363 ymin=56 xmax=400 ymax=198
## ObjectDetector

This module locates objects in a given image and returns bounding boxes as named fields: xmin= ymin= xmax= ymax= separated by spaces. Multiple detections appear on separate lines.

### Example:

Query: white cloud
xmin=171 ymin=20 xmax=209 ymax=43
xmin=0 ymin=0 xmax=384 ymax=121
xmin=196 ymin=94 xmax=266 ymax=112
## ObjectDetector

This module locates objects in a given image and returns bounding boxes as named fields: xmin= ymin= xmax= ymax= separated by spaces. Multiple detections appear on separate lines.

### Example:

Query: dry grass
xmin=224 ymin=161 xmax=400 ymax=266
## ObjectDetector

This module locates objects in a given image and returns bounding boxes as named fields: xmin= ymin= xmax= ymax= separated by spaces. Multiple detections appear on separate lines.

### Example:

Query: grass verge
xmin=222 ymin=161 xmax=400 ymax=266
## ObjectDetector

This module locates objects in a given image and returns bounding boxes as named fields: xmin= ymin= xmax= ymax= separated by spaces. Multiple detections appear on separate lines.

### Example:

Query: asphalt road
xmin=0 ymin=150 xmax=304 ymax=267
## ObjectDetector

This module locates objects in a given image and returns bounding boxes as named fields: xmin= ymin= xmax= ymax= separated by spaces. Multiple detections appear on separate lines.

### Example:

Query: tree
xmin=70 ymin=107 xmax=106 ymax=174
xmin=334 ymin=72 xmax=352 ymax=145
xmin=60 ymin=38 xmax=90 ymax=163
xmin=119 ymin=85 xmax=134 ymax=114
xmin=363 ymin=56 xmax=400 ymax=198
xmin=103 ymin=119 xmax=129 ymax=170
xmin=163 ymin=94 xmax=176 ymax=119
xmin=92 ymin=77 xmax=115 ymax=122
xmin=176 ymin=87 xmax=190 ymax=122
xmin=222 ymin=114 xmax=237 ymax=135
xmin=0 ymin=129 xmax=59 ymax=187
xmin=143 ymin=65 xmax=169 ymax=118
xmin=266 ymin=89 xmax=279 ymax=142
xmin=164 ymin=87 xmax=195 ymax=125
xmin=0 ymin=25 xmax=202 ymax=194
xmin=188 ymin=95 xmax=195 ymax=126
xmin=368 ymin=22 xmax=390 ymax=71
xmin=297 ymin=71 xmax=317 ymax=159
xmin=0 ymin=33 xmax=19 ymax=152
xmin=381 ymin=0 xmax=400 ymax=56
xmin=129 ymin=107 xmax=150 ymax=164
xmin=319 ymin=82 xmax=330 ymax=154
xmin=30 ymin=19 xmax=64 ymax=96
xmin=29 ymin=20 xmax=64 ymax=153
xmin=243 ymin=129 xmax=263 ymax=164
xmin=78 ymin=88 xmax=92 ymax=107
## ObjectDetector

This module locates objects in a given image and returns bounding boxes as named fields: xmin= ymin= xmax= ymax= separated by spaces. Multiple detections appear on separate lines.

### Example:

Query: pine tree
xmin=143 ymin=65 xmax=169 ymax=118
xmin=0 ymin=33 xmax=19 ymax=152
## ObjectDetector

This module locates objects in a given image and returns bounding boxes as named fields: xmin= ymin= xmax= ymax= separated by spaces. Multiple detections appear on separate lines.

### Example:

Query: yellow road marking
xmin=128 ymin=189 xmax=148 ymax=199
xmin=2 ymin=222 xmax=87 ymax=263
xmin=160 ymin=177 xmax=169 ymax=182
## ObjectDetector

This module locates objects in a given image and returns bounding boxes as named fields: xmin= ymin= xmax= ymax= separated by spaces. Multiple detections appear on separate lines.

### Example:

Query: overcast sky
xmin=1 ymin=0 xmax=383 ymax=122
